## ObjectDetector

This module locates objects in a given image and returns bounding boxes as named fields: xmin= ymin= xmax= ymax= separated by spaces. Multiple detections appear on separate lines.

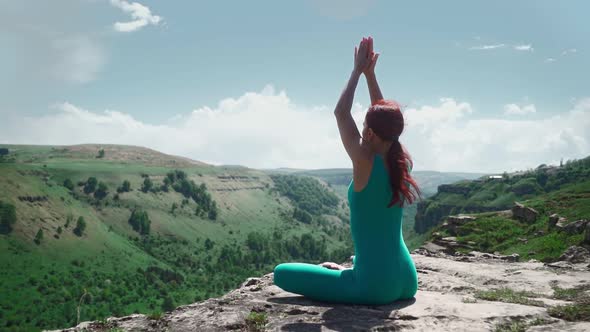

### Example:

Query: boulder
xmin=557 ymin=246 xmax=590 ymax=264
xmin=564 ymin=219 xmax=590 ymax=235
xmin=548 ymin=213 xmax=560 ymax=229
xmin=511 ymin=202 xmax=539 ymax=223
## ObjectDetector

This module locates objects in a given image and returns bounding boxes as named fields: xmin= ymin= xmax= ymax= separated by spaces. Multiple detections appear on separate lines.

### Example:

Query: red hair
xmin=365 ymin=99 xmax=423 ymax=208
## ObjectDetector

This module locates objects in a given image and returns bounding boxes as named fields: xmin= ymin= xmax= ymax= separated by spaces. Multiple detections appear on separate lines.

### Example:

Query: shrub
xmin=96 ymin=149 xmax=105 ymax=158
xmin=34 ymin=229 xmax=43 ymax=245
xmin=65 ymin=214 xmax=73 ymax=228
xmin=161 ymin=296 xmax=175 ymax=312
xmin=293 ymin=208 xmax=312 ymax=224
xmin=208 ymin=201 xmax=218 ymax=220
xmin=204 ymin=238 xmax=214 ymax=250
xmin=117 ymin=180 xmax=131 ymax=193
xmin=0 ymin=148 xmax=9 ymax=156
xmin=63 ymin=179 xmax=74 ymax=191
xmin=141 ymin=178 xmax=153 ymax=193
xmin=128 ymin=209 xmax=150 ymax=235
xmin=94 ymin=182 xmax=109 ymax=200
xmin=0 ymin=201 xmax=17 ymax=234
xmin=73 ymin=216 xmax=86 ymax=236
xmin=84 ymin=177 xmax=98 ymax=194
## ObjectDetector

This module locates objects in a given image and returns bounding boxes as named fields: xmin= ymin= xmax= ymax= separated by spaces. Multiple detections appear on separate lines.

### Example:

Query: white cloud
xmin=503 ymin=103 xmax=537 ymax=115
xmin=469 ymin=44 xmax=506 ymax=50
xmin=514 ymin=44 xmax=534 ymax=52
xmin=1 ymin=87 xmax=588 ymax=173
xmin=562 ymin=48 xmax=577 ymax=56
xmin=545 ymin=58 xmax=556 ymax=63
xmin=110 ymin=0 xmax=162 ymax=32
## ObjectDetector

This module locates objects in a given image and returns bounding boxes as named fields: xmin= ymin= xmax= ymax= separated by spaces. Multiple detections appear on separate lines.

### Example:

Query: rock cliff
xmin=46 ymin=248 xmax=590 ymax=332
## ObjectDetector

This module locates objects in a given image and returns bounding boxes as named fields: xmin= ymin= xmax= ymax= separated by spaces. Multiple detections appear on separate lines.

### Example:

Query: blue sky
xmin=1 ymin=1 xmax=589 ymax=172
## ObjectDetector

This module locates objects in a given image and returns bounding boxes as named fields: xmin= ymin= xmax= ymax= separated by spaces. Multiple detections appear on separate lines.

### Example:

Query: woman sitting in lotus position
xmin=273 ymin=36 xmax=423 ymax=305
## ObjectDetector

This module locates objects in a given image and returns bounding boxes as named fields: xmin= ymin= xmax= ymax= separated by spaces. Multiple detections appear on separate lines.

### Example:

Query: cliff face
xmin=46 ymin=249 xmax=590 ymax=332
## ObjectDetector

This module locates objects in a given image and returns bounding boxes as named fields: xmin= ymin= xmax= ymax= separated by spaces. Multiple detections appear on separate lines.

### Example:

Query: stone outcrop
xmin=564 ymin=219 xmax=590 ymax=235
xmin=557 ymin=246 xmax=590 ymax=264
xmin=440 ymin=215 xmax=477 ymax=236
xmin=548 ymin=214 xmax=589 ymax=235
xmin=511 ymin=201 xmax=539 ymax=223
xmin=548 ymin=213 xmax=567 ymax=230
xmin=46 ymin=249 xmax=590 ymax=332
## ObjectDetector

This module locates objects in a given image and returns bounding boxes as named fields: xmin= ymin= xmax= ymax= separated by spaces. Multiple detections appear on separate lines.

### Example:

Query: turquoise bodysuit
xmin=273 ymin=154 xmax=418 ymax=305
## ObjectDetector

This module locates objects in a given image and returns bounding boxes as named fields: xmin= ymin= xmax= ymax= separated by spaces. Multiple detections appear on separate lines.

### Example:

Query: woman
xmin=273 ymin=36 xmax=423 ymax=305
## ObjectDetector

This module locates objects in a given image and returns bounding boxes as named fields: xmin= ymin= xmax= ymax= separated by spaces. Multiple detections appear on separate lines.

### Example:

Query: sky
xmin=0 ymin=0 xmax=589 ymax=173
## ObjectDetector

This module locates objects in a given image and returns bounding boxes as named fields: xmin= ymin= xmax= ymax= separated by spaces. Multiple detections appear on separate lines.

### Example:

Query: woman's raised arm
xmin=334 ymin=37 xmax=372 ymax=163
xmin=363 ymin=37 xmax=383 ymax=105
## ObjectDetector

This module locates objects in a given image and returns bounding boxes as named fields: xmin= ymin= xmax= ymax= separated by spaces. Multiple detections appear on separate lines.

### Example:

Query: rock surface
xmin=512 ymin=201 xmax=539 ymax=223
xmin=44 ymin=248 xmax=590 ymax=332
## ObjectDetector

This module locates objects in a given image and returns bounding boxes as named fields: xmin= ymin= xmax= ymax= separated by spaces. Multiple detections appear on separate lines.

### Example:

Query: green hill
xmin=426 ymin=178 xmax=590 ymax=263
xmin=0 ymin=144 xmax=354 ymax=331
xmin=414 ymin=156 xmax=590 ymax=234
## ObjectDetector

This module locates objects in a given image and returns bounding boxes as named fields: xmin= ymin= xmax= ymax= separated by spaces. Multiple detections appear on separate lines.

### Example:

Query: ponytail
xmin=366 ymin=98 xmax=423 ymax=208
xmin=385 ymin=139 xmax=422 ymax=208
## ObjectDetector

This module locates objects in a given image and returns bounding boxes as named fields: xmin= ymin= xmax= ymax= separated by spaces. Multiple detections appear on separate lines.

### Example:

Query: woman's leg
xmin=273 ymin=262 xmax=359 ymax=303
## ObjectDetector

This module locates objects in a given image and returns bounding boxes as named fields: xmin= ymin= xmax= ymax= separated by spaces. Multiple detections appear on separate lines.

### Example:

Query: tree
xmin=128 ymin=209 xmax=151 ymax=235
xmin=171 ymin=203 xmax=178 ymax=215
xmin=94 ymin=182 xmax=109 ymax=200
xmin=162 ymin=295 xmax=175 ymax=312
xmin=57 ymin=226 xmax=63 ymax=234
xmin=84 ymin=177 xmax=98 ymax=194
xmin=141 ymin=178 xmax=153 ymax=193
xmin=204 ymin=238 xmax=214 ymax=250
xmin=74 ymin=216 xmax=86 ymax=237
xmin=96 ymin=149 xmax=105 ymax=158
xmin=117 ymin=180 xmax=131 ymax=193
xmin=293 ymin=208 xmax=312 ymax=224
xmin=0 ymin=201 xmax=17 ymax=234
xmin=208 ymin=201 xmax=218 ymax=220
xmin=63 ymin=179 xmax=75 ymax=191
xmin=0 ymin=148 xmax=9 ymax=156
xmin=34 ymin=228 xmax=44 ymax=245
xmin=65 ymin=214 xmax=73 ymax=228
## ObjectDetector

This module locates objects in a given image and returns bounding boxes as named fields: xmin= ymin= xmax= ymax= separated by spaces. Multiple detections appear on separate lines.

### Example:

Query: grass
xmin=547 ymin=303 xmax=590 ymax=321
xmin=147 ymin=311 xmax=163 ymax=320
xmin=245 ymin=311 xmax=268 ymax=332
xmin=492 ymin=317 xmax=553 ymax=332
xmin=474 ymin=287 xmax=545 ymax=307
xmin=547 ymin=281 xmax=590 ymax=321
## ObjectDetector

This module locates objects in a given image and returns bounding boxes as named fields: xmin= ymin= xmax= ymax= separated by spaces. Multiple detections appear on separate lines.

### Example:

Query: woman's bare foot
xmin=319 ymin=262 xmax=345 ymax=270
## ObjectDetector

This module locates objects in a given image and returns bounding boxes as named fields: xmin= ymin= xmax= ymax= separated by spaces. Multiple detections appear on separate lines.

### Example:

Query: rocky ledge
xmin=46 ymin=249 xmax=590 ymax=332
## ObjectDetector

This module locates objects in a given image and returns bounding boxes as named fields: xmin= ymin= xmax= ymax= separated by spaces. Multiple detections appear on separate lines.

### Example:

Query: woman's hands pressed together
xmin=354 ymin=36 xmax=379 ymax=76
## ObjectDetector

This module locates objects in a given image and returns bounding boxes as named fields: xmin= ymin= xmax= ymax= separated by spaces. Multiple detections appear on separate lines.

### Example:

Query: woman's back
xmin=273 ymin=153 xmax=418 ymax=305
xmin=348 ymin=153 xmax=417 ymax=300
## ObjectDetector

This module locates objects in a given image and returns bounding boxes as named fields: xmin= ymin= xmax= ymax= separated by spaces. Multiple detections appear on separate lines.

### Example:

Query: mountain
xmin=0 ymin=144 xmax=354 ymax=331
